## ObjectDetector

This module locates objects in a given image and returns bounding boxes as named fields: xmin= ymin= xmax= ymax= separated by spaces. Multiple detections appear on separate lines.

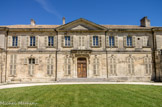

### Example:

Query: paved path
xmin=0 ymin=82 xmax=162 ymax=89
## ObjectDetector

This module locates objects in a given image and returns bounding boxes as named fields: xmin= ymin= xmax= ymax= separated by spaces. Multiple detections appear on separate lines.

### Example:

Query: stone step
xmin=58 ymin=78 xmax=109 ymax=82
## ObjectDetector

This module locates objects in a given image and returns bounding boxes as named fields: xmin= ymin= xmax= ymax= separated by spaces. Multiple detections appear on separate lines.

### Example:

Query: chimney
xmin=30 ymin=19 xmax=36 ymax=26
xmin=63 ymin=17 xmax=65 ymax=25
xmin=140 ymin=16 xmax=150 ymax=27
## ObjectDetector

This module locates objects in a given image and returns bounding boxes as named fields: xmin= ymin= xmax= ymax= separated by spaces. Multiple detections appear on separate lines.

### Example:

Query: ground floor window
xmin=93 ymin=56 xmax=99 ymax=75
xmin=64 ymin=56 xmax=71 ymax=75
xmin=127 ymin=56 xmax=134 ymax=75
xmin=10 ymin=55 xmax=17 ymax=76
xmin=47 ymin=58 xmax=54 ymax=75
xmin=144 ymin=56 xmax=152 ymax=75
xmin=109 ymin=55 xmax=117 ymax=76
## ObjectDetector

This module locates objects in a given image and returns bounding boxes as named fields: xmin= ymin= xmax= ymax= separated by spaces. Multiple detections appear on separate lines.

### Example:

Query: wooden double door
xmin=77 ymin=58 xmax=87 ymax=78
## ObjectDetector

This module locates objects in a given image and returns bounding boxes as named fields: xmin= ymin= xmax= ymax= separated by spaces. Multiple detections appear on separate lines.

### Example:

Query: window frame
xmin=12 ymin=36 xmax=18 ymax=47
xmin=30 ymin=36 xmax=36 ymax=47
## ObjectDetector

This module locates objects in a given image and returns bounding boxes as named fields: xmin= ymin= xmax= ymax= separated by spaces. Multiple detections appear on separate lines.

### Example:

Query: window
xmin=127 ymin=56 xmax=134 ymax=75
xmin=109 ymin=56 xmax=116 ymax=75
xmin=29 ymin=58 xmax=35 ymax=64
xmin=127 ymin=36 xmax=132 ymax=46
xmin=12 ymin=36 xmax=18 ymax=47
xmin=78 ymin=36 xmax=85 ymax=49
xmin=64 ymin=57 xmax=71 ymax=75
xmin=30 ymin=36 xmax=35 ymax=46
xmin=28 ymin=58 xmax=35 ymax=76
xmin=144 ymin=57 xmax=152 ymax=75
xmin=47 ymin=58 xmax=54 ymax=75
xmin=109 ymin=36 xmax=115 ymax=47
xmin=93 ymin=36 xmax=98 ymax=46
xmin=48 ymin=36 xmax=54 ymax=46
xmin=93 ymin=56 xmax=99 ymax=75
xmin=10 ymin=55 xmax=16 ymax=76
xmin=65 ymin=36 xmax=70 ymax=46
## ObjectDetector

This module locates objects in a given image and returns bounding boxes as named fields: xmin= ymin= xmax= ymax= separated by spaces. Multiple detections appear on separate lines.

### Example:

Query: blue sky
xmin=0 ymin=0 xmax=162 ymax=26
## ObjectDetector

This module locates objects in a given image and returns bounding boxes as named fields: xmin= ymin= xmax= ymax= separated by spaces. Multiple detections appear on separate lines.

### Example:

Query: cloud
xmin=35 ymin=0 xmax=62 ymax=19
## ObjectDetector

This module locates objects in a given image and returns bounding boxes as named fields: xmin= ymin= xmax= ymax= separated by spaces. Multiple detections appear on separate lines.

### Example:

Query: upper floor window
xmin=65 ymin=36 xmax=70 ymax=46
xmin=127 ymin=36 xmax=132 ymax=46
xmin=12 ymin=36 xmax=18 ymax=47
xmin=48 ymin=36 xmax=54 ymax=46
xmin=109 ymin=36 xmax=115 ymax=47
xmin=30 ymin=36 xmax=35 ymax=46
xmin=93 ymin=36 xmax=98 ymax=46
xmin=29 ymin=58 xmax=35 ymax=64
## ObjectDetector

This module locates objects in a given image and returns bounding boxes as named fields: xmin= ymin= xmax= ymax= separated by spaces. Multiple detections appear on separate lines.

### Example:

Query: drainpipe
xmin=55 ymin=29 xmax=58 ymax=81
xmin=5 ymin=28 xmax=8 ymax=83
xmin=151 ymin=28 xmax=157 ymax=81
xmin=105 ymin=31 xmax=109 ymax=78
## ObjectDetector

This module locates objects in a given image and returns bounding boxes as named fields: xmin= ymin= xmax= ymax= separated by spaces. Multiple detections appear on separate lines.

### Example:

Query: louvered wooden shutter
xmin=70 ymin=36 xmax=73 ymax=47
xmin=24 ymin=58 xmax=28 ymax=65
xmin=61 ymin=36 xmax=64 ymax=47
xmin=132 ymin=36 xmax=136 ymax=47
xmin=99 ymin=36 xmax=102 ymax=47
xmin=115 ymin=36 xmax=118 ymax=47
xmin=27 ymin=36 xmax=30 ymax=47
xmin=90 ymin=36 xmax=92 ymax=47
xmin=18 ymin=36 xmax=21 ymax=47
xmin=35 ymin=58 xmax=39 ymax=65
xmin=8 ymin=36 xmax=12 ymax=47
xmin=44 ymin=36 xmax=48 ymax=47
xmin=54 ymin=36 xmax=57 ymax=48
xmin=143 ymin=36 xmax=147 ymax=46
xmin=82 ymin=37 xmax=85 ymax=46
xmin=123 ymin=36 xmax=127 ymax=47
xmin=36 ymin=36 xmax=38 ymax=47
xmin=106 ymin=36 xmax=109 ymax=47
xmin=97 ymin=58 xmax=100 ymax=75
xmin=79 ymin=36 xmax=81 ymax=47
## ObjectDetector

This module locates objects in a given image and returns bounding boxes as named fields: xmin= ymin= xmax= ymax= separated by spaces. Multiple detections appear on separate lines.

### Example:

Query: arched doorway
xmin=77 ymin=58 xmax=87 ymax=78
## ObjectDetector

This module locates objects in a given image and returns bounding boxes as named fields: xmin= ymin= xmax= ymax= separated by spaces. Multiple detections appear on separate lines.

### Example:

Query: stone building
xmin=0 ymin=16 xmax=161 ymax=83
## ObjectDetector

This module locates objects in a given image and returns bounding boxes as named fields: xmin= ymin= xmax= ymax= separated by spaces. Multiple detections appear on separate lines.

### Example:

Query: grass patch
xmin=0 ymin=84 xmax=162 ymax=107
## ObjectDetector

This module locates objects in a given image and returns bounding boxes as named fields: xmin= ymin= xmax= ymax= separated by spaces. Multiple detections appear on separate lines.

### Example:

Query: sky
xmin=0 ymin=0 xmax=162 ymax=26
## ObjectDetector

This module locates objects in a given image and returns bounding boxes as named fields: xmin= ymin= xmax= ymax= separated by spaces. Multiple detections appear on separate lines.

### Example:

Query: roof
xmin=102 ymin=25 xmax=153 ymax=29
xmin=0 ymin=24 xmax=154 ymax=29
xmin=0 ymin=25 xmax=60 ymax=28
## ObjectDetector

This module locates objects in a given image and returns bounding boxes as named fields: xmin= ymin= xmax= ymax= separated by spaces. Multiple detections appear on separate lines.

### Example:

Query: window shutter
xmin=14 ymin=55 xmax=17 ymax=64
xmin=61 ymin=36 xmax=64 ymax=47
xmin=79 ymin=36 xmax=81 ymax=47
xmin=70 ymin=36 xmax=73 ymax=47
xmin=97 ymin=58 xmax=100 ymax=75
xmin=82 ymin=37 xmax=85 ymax=46
xmin=132 ymin=36 xmax=136 ymax=47
xmin=24 ymin=58 xmax=28 ymax=65
xmin=99 ymin=36 xmax=102 ymax=47
xmin=35 ymin=58 xmax=39 ymax=65
xmin=143 ymin=36 xmax=147 ymax=46
xmin=54 ymin=36 xmax=57 ymax=48
xmin=18 ymin=36 xmax=21 ymax=47
xmin=115 ymin=36 xmax=118 ymax=47
xmin=8 ymin=36 xmax=12 ymax=47
xmin=90 ymin=36 xmax=92 ymax=47
xmin=27 ymin=36 xmax=30 ymax=47
xmin=123 ymin=36 xmax=127 ymax=47
xmin=44 ymin=36 xmax=48 ymax=47
xmin=36 ymin=36 xmax=38 ymax=47
xmin=29 ymin=65 xmax=31 ymax=75
xmin=106 ymin=36 xmax=109 ymax=47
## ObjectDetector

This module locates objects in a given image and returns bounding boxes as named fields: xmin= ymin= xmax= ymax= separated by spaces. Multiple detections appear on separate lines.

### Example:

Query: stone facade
xmin=0 ymin=17 xmax=162 ymax=83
